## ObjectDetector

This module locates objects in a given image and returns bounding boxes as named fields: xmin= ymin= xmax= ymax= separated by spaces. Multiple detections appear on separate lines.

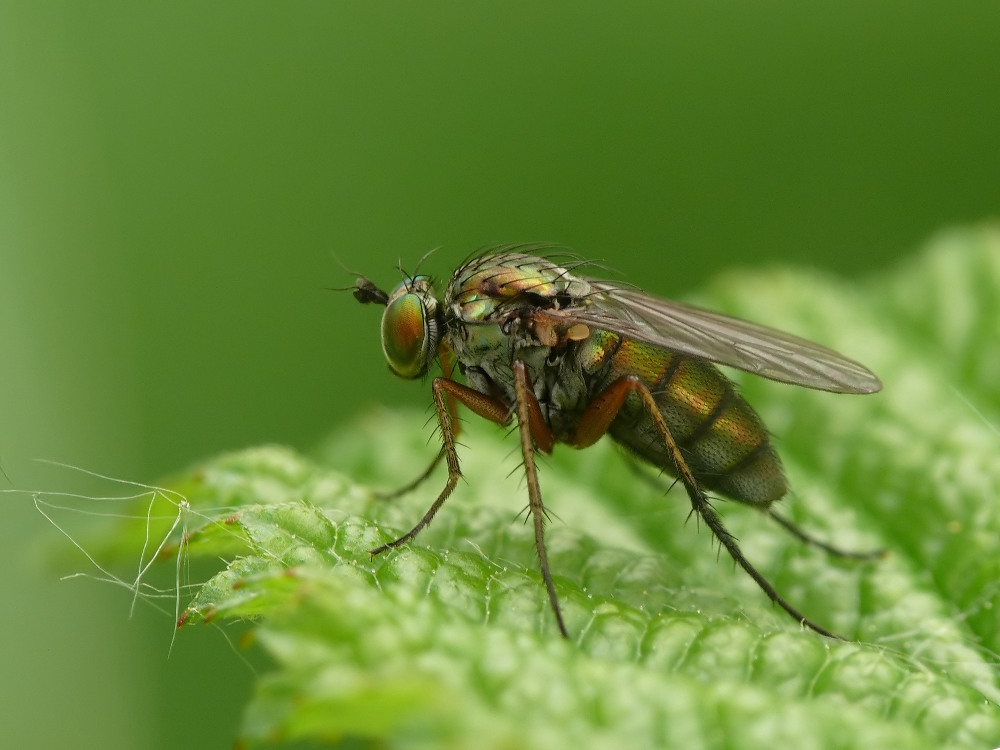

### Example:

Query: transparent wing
xmin=537 ymin=279 xmax=882 ymax=394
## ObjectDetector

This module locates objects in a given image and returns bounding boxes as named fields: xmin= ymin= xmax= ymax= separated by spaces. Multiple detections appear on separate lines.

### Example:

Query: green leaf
xmin=114 ymin=227 xmax=1000 ymax=748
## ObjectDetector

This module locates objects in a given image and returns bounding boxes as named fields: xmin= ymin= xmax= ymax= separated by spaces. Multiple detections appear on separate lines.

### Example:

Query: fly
xmin=348 ymin=244 xmax=883 ymax=639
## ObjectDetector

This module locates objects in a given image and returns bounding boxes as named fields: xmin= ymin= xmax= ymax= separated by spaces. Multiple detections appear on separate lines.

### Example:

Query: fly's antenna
xmin=325 ymin=278 xmax=389 ymax=305
xmin=350 ymin=278 xmax=390 ymax=306
xmin=327 ymin=252 xmax=390 ymax=306
xmin=330 ymin=251 xmax=369 ymax=279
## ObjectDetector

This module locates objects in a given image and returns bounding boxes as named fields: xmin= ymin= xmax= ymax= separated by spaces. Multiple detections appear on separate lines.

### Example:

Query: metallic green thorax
xmin=434 ymin=251 xmax=786 ymax=507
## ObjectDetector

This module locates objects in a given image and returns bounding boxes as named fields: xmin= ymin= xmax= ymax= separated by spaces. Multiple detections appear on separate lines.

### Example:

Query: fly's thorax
xmin=441 ymin=252 xmax=595 ymax=413
xmin=578 ymin=328 xmax=787 ymax=506
xmin=446 ymin=318 xmax=552 ymax=404
xmin=449 ymin=320 xmax=508 ymax=360
xmin=445 ymin=252 xmax=593 ymax=323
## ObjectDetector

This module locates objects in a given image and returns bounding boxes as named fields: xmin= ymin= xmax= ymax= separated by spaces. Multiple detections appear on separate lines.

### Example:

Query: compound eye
xmin=381 ymin=293 xmax=429 ymax=379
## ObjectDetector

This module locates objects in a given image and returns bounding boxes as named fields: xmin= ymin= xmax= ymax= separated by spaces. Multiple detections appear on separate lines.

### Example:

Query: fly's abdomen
xmin=580 ymin=331 xmax=787 ymax=506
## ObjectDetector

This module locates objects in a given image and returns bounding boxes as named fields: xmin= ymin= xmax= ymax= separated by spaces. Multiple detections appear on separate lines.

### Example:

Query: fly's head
xmin=353 ymin=275 xmax=443 ymax=379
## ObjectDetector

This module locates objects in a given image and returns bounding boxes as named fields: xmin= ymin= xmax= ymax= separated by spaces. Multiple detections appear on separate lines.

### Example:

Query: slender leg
xmin=370 ymin=378 xmax=511 ymax=555
xmin=573 ymin=375 xmax=843 ymax=639
xmin=621 ymin=454 xmax=885 ymax=561
xmin=511 ymin=361 xmax=567 ymax=638
xmin=375 ymin=345 xmax=465 ymax=501
xmin=375 ymin=446 xmax=446 ymax=501
xmin=767 ymin=509 xmax=886 ymax=561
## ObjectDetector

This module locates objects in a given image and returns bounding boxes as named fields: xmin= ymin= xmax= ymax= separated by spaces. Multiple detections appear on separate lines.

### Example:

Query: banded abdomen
xmin=577 ymin=330 xmax=787 ymax=506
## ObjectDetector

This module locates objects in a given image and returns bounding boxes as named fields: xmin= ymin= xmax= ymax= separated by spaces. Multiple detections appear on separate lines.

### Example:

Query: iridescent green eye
xmin=381 ymin=293 xmax=430 ymax=378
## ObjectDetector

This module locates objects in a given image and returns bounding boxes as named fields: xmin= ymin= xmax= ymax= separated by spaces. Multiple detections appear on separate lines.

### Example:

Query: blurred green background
xmin=1 ymin=2 xmax=997 ymax=747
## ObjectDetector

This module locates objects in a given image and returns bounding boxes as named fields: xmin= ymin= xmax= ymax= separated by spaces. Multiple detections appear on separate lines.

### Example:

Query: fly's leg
xmin=374 ymin=446 xmax=446 ymax=501
xmin=573 ymin=375 xmax=843 ymax=640
xmin=374 ymin=347 xmax=461 ymax=501
xmin=766 ymin=509 xmax=886 ymax=561
xmin=510 ymin=361 xmax=567 ymax=638
xmin=620 ymin=453 xmax=885 ymax=562
xmin=369 ymin=378 xmax=511 ymax=555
